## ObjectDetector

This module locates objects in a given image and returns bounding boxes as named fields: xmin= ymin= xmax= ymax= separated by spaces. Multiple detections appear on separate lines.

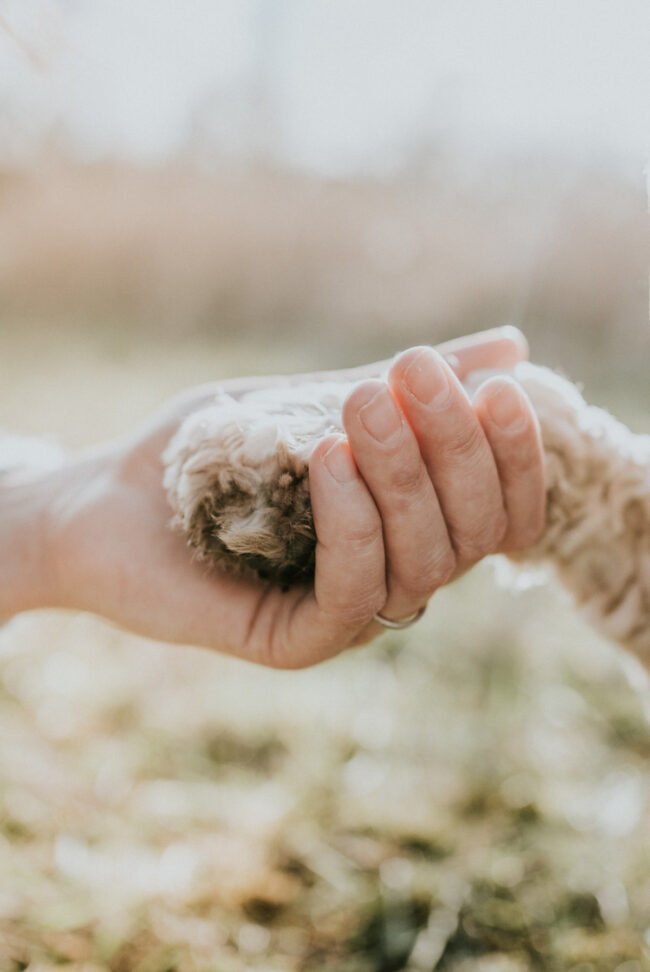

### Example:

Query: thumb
xmin=434 ymin=326 xmax=529 ymax=380
xmin=329 ymin=326 xmax=529 ymax=384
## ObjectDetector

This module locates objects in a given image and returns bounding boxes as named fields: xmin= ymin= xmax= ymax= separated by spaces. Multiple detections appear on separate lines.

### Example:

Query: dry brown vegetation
xmin=0 ymin=157 xmax=647 ymax=389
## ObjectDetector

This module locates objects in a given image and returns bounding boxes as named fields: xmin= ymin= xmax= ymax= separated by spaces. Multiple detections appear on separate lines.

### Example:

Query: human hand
xmin=3 ymin=326 xmax=544 ymax=667
xmin=309 ymin=341 xmax=546 ymax=653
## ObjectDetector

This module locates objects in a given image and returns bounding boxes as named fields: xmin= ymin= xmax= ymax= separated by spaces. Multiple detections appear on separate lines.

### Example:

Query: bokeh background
xmin=1 ymin=3 xmax=650 ymax=969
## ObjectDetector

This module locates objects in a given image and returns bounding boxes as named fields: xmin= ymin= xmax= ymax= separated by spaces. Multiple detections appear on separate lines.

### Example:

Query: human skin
xmin=0 ymin=326 xmax=545 ymax=668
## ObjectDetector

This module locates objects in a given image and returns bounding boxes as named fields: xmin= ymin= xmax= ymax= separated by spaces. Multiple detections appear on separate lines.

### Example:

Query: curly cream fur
xmin=163 ymin=364 xmax=650 ymax=659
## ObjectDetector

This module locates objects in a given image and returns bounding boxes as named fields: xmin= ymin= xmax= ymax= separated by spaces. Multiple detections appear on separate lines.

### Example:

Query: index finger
xmin=258 ymin=434 xmax=387 ymax=668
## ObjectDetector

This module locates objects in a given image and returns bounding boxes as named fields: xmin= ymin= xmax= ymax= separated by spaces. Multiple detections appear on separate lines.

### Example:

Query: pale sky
xmin=0 ymin=0 xmax=648 ymax=174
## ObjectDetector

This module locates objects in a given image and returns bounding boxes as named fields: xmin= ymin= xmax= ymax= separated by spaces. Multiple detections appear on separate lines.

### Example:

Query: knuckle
xmin=332 ymin=588 xmax=386 ymax=628
xmin=502 ymin=508 xmax=546 ymax=553
xmin=388 ymin=462 xmax=428 ymax=503
xmin=429 ymin=546 xmax=458 ymax=586
xmin=455 ymin=511 xmax=508 ymax=562
xmin=344 ymin=517 xmax=382 ymax=552
xmin=492 ymin=510 xmax=509 ymax=547
xmin=439 ymin=421 xmax=486 ymax=465
xmin=505 ymin=441 xmax=542 ymax=478
xmin=404 ymin=547 xmax=456 ymax=597
xmin=455 ymin=537 xmax=485 ymax=564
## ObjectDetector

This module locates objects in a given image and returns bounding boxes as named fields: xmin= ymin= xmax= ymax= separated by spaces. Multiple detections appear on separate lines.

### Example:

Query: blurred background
xmin=1 ymin=2 xmax=650 ymax=969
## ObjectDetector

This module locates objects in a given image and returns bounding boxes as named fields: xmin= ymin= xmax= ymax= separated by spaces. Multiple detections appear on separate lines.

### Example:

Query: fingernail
xmin=485 ymin=381 xmax=528 ymax=432
xmin=359 ymin=387 xmax=402 ymax=443
xmin=323 ymin=438 xmax=357 ymax=483
xmin=442 ymin=352 xmax=460 ymax=372
xmin=404 ymin=349 xmax=452 ymax=408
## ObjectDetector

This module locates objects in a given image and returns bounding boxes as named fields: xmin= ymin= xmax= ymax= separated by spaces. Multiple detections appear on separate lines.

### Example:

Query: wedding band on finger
xmin=373 ymin=605 xmax=427 ymax=629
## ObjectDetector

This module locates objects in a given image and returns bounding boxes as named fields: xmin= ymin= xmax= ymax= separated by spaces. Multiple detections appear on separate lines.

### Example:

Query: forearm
xmin=0 ymin=432 xmax=69 ymax=617
xmin=0 ymin=469 xmax=57 ymax=617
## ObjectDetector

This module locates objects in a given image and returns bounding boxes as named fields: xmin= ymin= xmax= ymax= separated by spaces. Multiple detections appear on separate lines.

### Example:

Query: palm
xmin=97 ymin=390 xmax=359 ymax=667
